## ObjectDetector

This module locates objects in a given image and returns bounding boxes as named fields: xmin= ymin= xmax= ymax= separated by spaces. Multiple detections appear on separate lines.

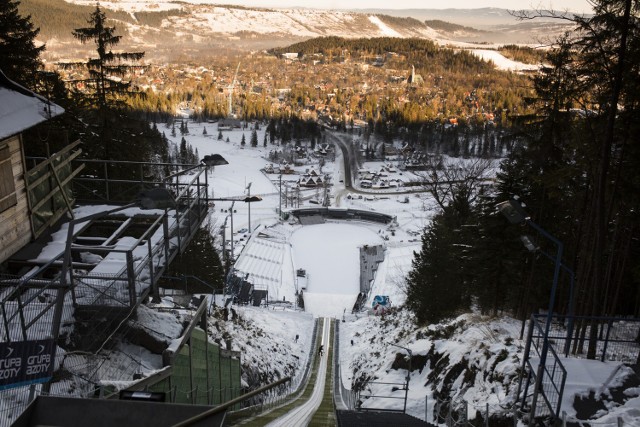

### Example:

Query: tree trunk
xmin=584 ymin=0 xmax=632 ymax=359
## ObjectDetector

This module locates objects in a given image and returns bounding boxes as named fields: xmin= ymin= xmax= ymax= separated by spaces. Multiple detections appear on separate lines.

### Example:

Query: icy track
xmin=266 ymin=318 xmax=331 ymax=427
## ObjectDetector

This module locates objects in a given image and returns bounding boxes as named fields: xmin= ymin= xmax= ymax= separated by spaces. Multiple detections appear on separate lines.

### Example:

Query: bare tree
xmin=416 ymin=156 xmax=494 ymax=211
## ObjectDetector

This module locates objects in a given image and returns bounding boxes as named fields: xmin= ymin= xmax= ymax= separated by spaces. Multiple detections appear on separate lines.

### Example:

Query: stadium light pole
xmin=496 ymin=199 xmax=563 ymax=422
xmin=211 ymin=195 xmax=262 ymax=264
xmin=520 ymin=234 xmax=576 ymax=356
xmin=278 ymin=174 xmax=282 ymax=219
xmin=200 ymin=154 xmax=229 ymax=202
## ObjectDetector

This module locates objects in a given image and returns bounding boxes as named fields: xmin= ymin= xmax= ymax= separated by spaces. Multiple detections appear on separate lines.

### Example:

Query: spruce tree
xmin=0 ymin=0 xmax=44 ymax=87
xmin=406 ymin=213 xmax=467 ymax=324
xmin=250 ymin=129 xmax=258 ymax=147
xmin=241 ymin=133 xmax=246 ymax=146
xmin=69 ymin=5 xmax=144 ymax=109
xmin=179 ymin=137 xmax=187 ymax=163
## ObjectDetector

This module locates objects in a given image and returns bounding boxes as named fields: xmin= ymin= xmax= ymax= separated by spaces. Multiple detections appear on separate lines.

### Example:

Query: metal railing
xmin=68 ymin=159 xmax=203 ymax=205
xmin=0 ymin=160 xmax=213 ymax=426
xmin=530 ymin=314 xmax=640 ymax=363
xmin=432 ymin=395 xmax=520 ymax=427
xmin=515 ymin=314 xmax=640 ymax=423
xmin=517 ymin=314 xmax=567 ymax=420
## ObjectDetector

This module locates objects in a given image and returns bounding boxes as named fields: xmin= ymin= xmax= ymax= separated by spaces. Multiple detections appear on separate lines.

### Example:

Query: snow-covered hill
xmin=339 ymin=309 xmax=640 ymax=425
xmin=55 ymin=0 xmax=569 ymax=56
xmin=64 ymin=0 xmax=438 ymax=40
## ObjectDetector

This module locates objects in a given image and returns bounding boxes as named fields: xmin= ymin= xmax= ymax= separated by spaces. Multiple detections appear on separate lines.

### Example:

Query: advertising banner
xmin=0 ymin=339 xmax=56 ymax=390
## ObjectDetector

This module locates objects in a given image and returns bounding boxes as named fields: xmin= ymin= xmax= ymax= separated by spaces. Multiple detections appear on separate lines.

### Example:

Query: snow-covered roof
xmin=0 ymin=70 xmax=64 ymax=141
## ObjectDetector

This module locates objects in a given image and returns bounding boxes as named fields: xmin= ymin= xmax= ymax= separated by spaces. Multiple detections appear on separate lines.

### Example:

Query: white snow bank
xmin=471 ymin=49 xmax=539 ymax=72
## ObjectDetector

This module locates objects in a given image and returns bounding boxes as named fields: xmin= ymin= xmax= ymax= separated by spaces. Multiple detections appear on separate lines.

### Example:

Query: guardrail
xmin=517 ymin=315 xmax=567 ymax=420
xmin=530 ymin=314 xmax=640 ymax=363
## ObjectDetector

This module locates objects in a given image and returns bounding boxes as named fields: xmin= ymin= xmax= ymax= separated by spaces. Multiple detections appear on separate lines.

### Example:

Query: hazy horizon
xmin=195 ymin=0 xmax=594 ymax=14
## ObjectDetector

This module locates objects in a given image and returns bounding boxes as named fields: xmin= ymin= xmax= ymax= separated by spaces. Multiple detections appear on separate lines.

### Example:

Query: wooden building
xmin=0 ymin=70 xmax=65 ymax=264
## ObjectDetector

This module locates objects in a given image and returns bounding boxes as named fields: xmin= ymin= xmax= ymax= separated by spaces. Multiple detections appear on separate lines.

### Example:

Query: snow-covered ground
xmin=166 ymin=120 xmax=640 ymax=425
xmin=291 ymin=223 xmax=382 ymax=317
xmin=470 ymin=49 xmax=540 ymax=72
xmin=5 ymin=119 xmax=638 ymax=426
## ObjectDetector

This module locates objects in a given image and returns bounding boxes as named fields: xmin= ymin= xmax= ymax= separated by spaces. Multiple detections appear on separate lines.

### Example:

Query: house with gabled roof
xmin=299 ymin=175 xmax=323 ymax=188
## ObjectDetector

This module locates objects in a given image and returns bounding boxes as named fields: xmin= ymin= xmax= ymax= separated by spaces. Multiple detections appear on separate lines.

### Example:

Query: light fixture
xmin=201 ymin=154 xmax=229 ymax=167
xmin=496 ymin=199 xmax=529 ymax=224
xmin=520 ymin=235 xmax=539 ymax=252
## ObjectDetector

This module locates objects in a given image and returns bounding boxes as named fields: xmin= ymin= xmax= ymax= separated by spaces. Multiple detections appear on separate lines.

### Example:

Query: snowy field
xmin=470 ymin=49 xmax=540 ymax=72
xmin=291 ymin=223 xmax=382 ymax=317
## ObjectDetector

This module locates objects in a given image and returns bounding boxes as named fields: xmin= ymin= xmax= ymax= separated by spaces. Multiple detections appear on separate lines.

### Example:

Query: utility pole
xmin=230 ymin=201 xmax=235 ymax=263
xmin=279 ymin=174 xmax=282 ymax=219
xmin=246 ymin=182 xmax=252 ymax=231
xmin=285 ymin=183 xmax=289 ymax=208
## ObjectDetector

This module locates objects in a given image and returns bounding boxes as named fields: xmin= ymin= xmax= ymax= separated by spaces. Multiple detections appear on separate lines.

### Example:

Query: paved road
xmin=327 ymin=131 xmax=431 ymax=207
xmin=265 ymin=317 xmax=331 ymax=427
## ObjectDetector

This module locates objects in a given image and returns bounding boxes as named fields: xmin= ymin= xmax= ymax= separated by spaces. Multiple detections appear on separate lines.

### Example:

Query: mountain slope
xmin=18 ymin=0 xmax=572 ymax=61
xmin=60 ymin=0 xmax=437 ymax=39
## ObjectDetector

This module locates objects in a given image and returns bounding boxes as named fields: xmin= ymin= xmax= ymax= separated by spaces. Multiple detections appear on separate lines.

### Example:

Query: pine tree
xmin=241 ymin=133 xmax=246 ymax=146
xmin=0 ymin=0 xmax=44 ymax=87
xmin=406 ymin=213 xmax=467 ymax=324
xmin=202 ymin=126 xmax=207 ymax=135
xmin=69 ymin=5 xmax=144 ymax=109
xmin=250 ymin=129 xmax=258 ymax=147
xmin=218 ymin=130 xmax=223 ymax=140
xmin=179 ymin=137 xmax=187 ymax=163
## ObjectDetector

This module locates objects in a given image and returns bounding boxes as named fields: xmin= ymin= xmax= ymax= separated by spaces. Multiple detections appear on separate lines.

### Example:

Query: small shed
xmin=0 ymin=70 xmax=65 ymax=264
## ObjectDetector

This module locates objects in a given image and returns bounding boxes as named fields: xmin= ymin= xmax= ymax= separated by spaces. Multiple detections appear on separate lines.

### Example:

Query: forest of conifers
xmin=406 ymin=1 xmax=640 ymax=339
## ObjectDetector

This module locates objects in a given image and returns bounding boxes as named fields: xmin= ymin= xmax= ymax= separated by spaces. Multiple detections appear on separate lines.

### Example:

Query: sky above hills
xmin=212 ymin=0 xmax=594 ymax=14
